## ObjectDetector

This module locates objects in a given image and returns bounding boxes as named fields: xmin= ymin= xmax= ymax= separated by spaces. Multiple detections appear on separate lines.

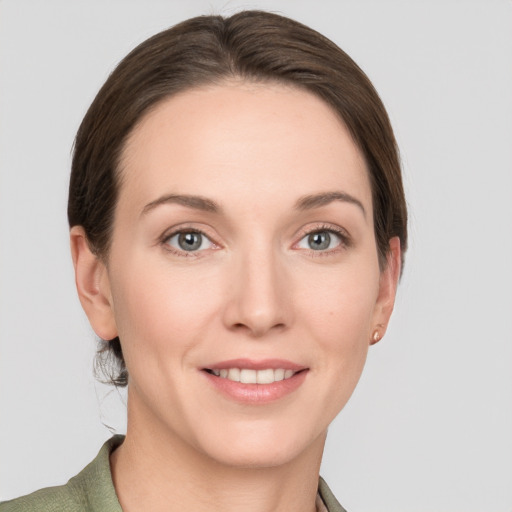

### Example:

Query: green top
xmin=0 ymin=436 xmax=346 ymax=512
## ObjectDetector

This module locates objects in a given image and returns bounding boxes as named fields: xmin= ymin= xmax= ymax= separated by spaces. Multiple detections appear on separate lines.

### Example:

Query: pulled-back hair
xmin=69 ymin=10 xmax=407 ymax=387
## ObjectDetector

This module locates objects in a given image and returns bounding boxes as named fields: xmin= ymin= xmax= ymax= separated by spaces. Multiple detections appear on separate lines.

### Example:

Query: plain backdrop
xmin=1 ymin=1 xmax=511 ymax=511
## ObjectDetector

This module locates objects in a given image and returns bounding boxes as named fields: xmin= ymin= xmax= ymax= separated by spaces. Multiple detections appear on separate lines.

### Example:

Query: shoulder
xmin=0 ymin=483 xmax=82 ymax=512
xmin=0 ymin=436 xmax=124 ymax=512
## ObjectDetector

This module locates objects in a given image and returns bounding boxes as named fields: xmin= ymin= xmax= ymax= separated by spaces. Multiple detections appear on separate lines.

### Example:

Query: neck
xmin=111 ymin=392 xmax=326 ymax=512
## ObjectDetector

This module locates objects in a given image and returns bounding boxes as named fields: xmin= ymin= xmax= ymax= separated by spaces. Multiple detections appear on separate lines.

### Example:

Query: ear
xmin=370 ymin=236 xmax=402 ymax=345
xmin=70 ymin=226 xmax=118 ymax=340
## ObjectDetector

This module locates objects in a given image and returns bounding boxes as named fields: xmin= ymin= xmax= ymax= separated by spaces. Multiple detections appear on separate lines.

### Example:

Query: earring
xmin=371 ymin=330 xmax=381 ymax=343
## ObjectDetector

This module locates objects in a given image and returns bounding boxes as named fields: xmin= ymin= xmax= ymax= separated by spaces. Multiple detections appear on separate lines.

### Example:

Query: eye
xmin=297 ymin=229 xmax=343 ymax=251
xmin=165 ymin=231 xmax=214 ymax=253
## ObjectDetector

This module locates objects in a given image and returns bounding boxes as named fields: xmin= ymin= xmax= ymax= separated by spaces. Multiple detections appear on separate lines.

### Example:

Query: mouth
xmin=201 ymin=359 xmax=308 ymax=403
xmin=203 ymin=367 xmax=302 ymax=384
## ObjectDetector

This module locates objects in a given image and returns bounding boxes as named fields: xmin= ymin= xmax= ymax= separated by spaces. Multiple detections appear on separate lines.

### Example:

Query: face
xmin=76 ymin=82 xmax=399 ymax=469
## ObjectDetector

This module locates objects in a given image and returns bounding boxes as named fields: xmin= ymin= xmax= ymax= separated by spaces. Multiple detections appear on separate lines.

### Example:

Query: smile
xmin=202 ymin=359 xmax=308 ymax=403
xmin=205 ymin=368 xmax=297 ymax=384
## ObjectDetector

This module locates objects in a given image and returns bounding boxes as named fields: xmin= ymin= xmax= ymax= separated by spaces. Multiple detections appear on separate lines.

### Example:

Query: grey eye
xmin=297 ymin=230 xmax=342 ymax=251
xmin=166 ymin=231 xmax=212 ymax=252
xmin=178 ymin=232 xmax=202 ymax=251
xmin=308 ymin=231 xmax=331 ymax=250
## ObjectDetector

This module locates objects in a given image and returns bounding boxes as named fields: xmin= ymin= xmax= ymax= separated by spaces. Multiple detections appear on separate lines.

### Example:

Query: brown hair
xmin=69 ymin=10 xmax=407 ymax=387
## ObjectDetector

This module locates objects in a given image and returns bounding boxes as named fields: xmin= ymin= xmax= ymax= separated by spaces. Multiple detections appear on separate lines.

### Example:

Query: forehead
xmin=118 ymin=82 xmax=372 ymax=216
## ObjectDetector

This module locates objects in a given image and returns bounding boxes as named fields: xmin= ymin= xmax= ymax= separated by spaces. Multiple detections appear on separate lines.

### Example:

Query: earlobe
xmin=370 ymin=236 xmax=402 ymax=345
xmin=70 ymin=226 xmax=118 ymax=341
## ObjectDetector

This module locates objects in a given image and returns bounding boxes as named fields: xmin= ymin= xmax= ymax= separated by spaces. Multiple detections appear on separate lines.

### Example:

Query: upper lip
xmin=203 ymin=358 xmax=307 ymax=371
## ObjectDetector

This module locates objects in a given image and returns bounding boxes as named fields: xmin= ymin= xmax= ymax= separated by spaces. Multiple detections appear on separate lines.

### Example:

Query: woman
xmin=1 ymin=10 xmax=406 ymax=512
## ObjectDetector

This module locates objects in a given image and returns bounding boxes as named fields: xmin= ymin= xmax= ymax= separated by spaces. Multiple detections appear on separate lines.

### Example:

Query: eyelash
xmin=294 ymin=224 xmax=351 ymax=256
xmin=160 ymin=226 xmax=218 ymax=257
xmin=159 ymin=223 xmax=351 ymax=257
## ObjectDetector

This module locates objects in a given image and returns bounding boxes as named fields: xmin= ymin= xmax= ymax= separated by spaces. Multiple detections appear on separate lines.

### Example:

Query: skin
xmin=71 ymin=82 xmax=401 ymax=512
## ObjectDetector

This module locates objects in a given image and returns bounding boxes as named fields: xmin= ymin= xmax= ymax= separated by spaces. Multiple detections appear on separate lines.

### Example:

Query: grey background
xmin=1 ymin=1 xmax=511 ymax=511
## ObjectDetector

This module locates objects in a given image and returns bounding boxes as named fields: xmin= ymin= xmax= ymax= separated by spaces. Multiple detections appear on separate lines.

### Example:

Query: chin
xmin=202 ymin=442 xmax=304 ymax=469
xmin=193 ymin=420 xmax=326 ymax=470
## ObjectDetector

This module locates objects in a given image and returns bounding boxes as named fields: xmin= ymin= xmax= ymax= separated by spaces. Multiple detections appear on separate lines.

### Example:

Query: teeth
xmin=240 ymin=369 xmax=257 ymax=384
xmin=256 ymin=369 xmax=274 ymax=384
xmin=227 ymin=368 xmax=240 ymax=381
xmin=209 ymin=368 xmax=297 ymax=383
xmin=274 ymin=368 xmax=285 ymax=381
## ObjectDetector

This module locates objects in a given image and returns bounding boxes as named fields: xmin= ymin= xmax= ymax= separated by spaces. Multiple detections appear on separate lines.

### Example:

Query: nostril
xmin=230 ymin=321 xmax=286 ymax=337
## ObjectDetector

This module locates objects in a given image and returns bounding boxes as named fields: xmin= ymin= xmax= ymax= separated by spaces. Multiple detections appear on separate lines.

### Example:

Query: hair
xmin=68 ymin=10 xmax=408 ymax=387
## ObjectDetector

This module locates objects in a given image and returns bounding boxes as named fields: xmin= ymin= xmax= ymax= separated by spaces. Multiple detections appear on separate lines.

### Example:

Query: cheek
xmin=294 ymin=260 xmax=380 ymax=387
xmin=108 ymin=256 xmax=222 ymax=362
xmin=295 ymin=269 xmax=378 ymax=419
xmin=297 ymin=263 xmax=379 ymax=341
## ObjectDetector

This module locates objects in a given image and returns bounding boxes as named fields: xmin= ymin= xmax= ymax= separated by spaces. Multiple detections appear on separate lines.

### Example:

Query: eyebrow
xmin=141 ymin=194 xmax=221 ymax=216
xmin=295 ymin=191 xmax=366 ymax=218
xmin=141 ymin=191 xmax=366 ymax=218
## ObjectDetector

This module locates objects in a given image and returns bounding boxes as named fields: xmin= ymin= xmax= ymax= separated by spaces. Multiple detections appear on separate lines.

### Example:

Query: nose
xmin=222 ymin=247 xmax=291 ymax=338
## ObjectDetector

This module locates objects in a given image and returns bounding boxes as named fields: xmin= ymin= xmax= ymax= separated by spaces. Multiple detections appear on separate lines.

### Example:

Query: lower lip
xmin=202 ymin=370 xmax=308 ymax=404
